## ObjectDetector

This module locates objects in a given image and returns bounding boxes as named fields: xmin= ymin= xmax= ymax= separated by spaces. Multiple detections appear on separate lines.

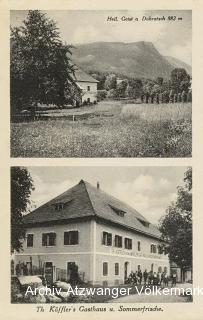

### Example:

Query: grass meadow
xmin=10 ymin=101 xmax=192 ymax=158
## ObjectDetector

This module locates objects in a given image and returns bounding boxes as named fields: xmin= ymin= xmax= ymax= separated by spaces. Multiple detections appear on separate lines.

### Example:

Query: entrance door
xmin=67 ymin=262 xmax=78 ymax=283
xmin=44 ymin=262 xmax=53 ymax=284
xmin=124 ymin=262 xmax=129 ymax=283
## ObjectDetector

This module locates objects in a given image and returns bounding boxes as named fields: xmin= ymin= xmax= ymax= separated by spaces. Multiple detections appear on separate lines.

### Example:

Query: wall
xmin=14 ymin=220 xmax=93 ymax=282
xmin=14 ymin=218 xmax=169 ymax=285
xmin=76 ymin=81 xmax=97 ymax=103
xmin=94 ymin=221 xmax=169 ymax=285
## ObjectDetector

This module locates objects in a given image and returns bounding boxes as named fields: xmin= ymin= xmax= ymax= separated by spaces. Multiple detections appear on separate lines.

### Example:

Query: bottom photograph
xmin=11 ymin=166 xmax=192 ymax=303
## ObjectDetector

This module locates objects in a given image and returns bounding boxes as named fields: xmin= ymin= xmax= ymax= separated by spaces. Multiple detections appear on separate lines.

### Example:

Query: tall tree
xmin=126 ymin=79 xmax=143 ymax=100
xmin=104 ymin=74 xmax=117 ymax=91
xmin=11 ymin=167 xmax=34 ymax=253
xmin=10 ymin=10 xmax=76 ymax=113
xmin=159 ymin=168 xmax=192 ymax=277
xmin=170 ymin=68 xmax=191 ymax=94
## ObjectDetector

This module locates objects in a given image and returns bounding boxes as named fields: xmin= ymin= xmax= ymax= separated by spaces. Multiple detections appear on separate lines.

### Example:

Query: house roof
xmin=23 ymin=180 xmax=162 ymax=240
xmin=73 ymin=69 xmax=99 ymax=83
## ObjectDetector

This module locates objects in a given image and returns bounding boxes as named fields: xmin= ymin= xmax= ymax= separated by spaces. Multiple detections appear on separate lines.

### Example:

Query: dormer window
xmin=55 ymin=203 xmax=64 ymax=211
xmin=52 ymin=199 xmax=72 ymax=211
xmin=137 ymin=218 xmax=150 ymax=227
xmin=109 ymin=204 xmax=126 ymax=217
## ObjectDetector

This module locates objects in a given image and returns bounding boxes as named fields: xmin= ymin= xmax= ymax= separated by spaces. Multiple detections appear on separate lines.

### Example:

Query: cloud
xmin=106 ymin=175 xmax=175 ymax=224
xmin=30 ymin=173 xmax=76 ymax=209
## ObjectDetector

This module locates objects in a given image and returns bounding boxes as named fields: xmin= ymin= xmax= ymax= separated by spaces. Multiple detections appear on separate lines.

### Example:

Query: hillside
xmin=72 ymin=41 xmax=191 ymax=79
xmin=165 ymin=56 xmax=192 ymax=75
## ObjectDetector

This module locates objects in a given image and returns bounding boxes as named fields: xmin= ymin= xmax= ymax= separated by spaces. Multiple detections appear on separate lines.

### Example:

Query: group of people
xmin=127 ymin=269 xmax=177 ymax=287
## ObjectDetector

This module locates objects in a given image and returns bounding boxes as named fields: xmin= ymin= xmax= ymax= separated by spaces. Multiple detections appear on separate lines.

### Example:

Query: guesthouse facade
xmin=14 ymin=180 xmax=169 ymax=285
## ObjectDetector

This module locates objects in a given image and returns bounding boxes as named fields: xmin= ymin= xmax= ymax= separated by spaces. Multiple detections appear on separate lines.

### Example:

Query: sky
xmin=26 ymin=166 xmax=188 ymax=225
xmin=10 ymin=10 xmax=192 ymax=65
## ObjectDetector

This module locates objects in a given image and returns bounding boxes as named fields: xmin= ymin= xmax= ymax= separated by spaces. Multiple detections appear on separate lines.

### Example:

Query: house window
xmin=102 ymin=232 xmax=112 ymax=246
xmin=87 ymin=85 xmax=90 ymax=91
xmin=124 ymin=238 xmax=132 ymax=250
xmin=150 ymin=244 xmax=157 ymax=253
xmin=27 ymin=234 xmax=33 ymax=247
xmin=137 ymin=241 xmax=141 ymax=251
xmin=54 ymin=203 xmax=64 ymax=211
xmin=64 ymin=231 xmax=79 ymax=245
xmin=103 ymin=262 xmax=108 ymax=276
xmin=115 ymin=263 xmax=119 ymax=275
xmin=115 ymin=235 xmax=122 ymax=248
xmin=158 ymin=266 xmax=162 ymax=273
xmin=158 ymin=245 xmax=163 ymax=254
xmin=42 ymin=232 xmax=56 ymax=246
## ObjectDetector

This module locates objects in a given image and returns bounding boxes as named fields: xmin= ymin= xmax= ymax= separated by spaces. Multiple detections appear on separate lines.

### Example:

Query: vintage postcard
xmin=0 ymin=0 xmax=203 ymax=320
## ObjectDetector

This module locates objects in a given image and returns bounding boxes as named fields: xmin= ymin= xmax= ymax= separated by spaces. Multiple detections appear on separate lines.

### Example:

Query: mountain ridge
xmin=72 ymin=41 xmax=191 ymax=79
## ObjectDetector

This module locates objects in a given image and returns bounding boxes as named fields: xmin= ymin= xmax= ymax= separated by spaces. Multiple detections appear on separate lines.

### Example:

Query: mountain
xmin=165 ymin=56 xmax=192 ymax=75
xmin=72 ymin=41 xmax=191 ymax=79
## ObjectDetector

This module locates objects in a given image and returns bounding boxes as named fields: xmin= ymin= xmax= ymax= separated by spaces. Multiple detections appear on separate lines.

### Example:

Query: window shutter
xmin=42 ymin=234 xmax=46 ymax=246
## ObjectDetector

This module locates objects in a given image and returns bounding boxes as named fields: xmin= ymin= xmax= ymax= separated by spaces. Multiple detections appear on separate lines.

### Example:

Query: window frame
xmin=103 ymin=262 xmax=108 ymax=276
xmin=137 ymin=240 xmax=141 ymax=251
xmin=42 ymin=232 xmax=56 ymax=247
xmin=27 ymin=233 xmax=34 ymax=248
xmin=150 ymin=243 xmax=157 ymax=254
xmin=114 ymin=235 xmax=122 ymax=248
xmin=102 ymin=231 xmax=112 ymax=246
xmin=124 ymin=237 xmax=132 ymax=250
xmin=64 ymin=230 xmax=79 ymax=246
xmin=115 ymin=262 xmax=119 ymax=276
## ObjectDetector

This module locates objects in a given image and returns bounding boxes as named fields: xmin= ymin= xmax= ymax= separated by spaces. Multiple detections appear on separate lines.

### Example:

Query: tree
xmin=159 ymin=168 xmax=192 ymax=278
xmin=116 ymin=80 xmax=128 ymax=98
xmin=11 ymin=167 xmax=34 ymax=253
xmin=170 ymin=68 xmax=191 ymax=94
xmin=96 ymin=90 xmax=108 ymax=101
xmin=126 ymin=79 xmax=143 ymax=100
xmin=10 ymin=10 xmax=76 ymax=114
xmin=104 ymin=74 xmax=117 ymax=90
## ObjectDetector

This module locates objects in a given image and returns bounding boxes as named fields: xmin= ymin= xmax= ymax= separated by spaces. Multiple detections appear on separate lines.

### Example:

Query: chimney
xmin=97 ymin=182 xmax=100 ymax=189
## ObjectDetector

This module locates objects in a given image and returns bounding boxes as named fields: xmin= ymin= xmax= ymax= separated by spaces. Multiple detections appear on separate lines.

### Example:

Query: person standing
xmin=138 ymin=269 xmax=142 ymax=285
xmin=171 ymin=272 xmax=177 ymax=287
xmin=143 ymin=269 xmax=148 ymax=285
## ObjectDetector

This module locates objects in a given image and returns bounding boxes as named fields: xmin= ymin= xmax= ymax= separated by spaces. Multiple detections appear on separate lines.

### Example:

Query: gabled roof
xmin=23 ymin=180 xmax=161 ymax=240
xmin=73 ymin=68 xmax=99 ymax=83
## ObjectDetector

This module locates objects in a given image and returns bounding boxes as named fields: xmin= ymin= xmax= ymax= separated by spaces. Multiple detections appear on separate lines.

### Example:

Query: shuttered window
xmin=102 ymin=231 xmax=112 ymax=246
xmin=64 ymin=231 xmax=79 ymax=245
xmin=27 ymin=234 xmax=33 ymax=247
xmin=115 ymin=263 xmax=119 ymax=275
xmin=114 ymin=235 xmax=122 ymax=248
xmin=42 ymin=232 xmax=56 ymax=246
xmin=124 ymin=238 xmax=132 ymax=250
xmin=103 ymin=262 xmax=108 ymax=276
xmin=150 ymin=244 xmax=157 ymax=253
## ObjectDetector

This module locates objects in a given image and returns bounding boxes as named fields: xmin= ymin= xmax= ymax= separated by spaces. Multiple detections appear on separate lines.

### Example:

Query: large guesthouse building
xmin=14 ymin=180 xmax=169 ymax=285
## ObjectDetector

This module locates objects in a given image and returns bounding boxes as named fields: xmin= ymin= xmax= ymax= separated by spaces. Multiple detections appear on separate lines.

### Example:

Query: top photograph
xmin=10 ymin=10 xmax=192 ymax=158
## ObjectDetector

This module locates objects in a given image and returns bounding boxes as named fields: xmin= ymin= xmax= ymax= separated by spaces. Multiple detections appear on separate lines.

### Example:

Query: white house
xmin=14 ymin=180 xmax=169 ymax=285
xmin=73 ymin=69 xmax=98 ymax=105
